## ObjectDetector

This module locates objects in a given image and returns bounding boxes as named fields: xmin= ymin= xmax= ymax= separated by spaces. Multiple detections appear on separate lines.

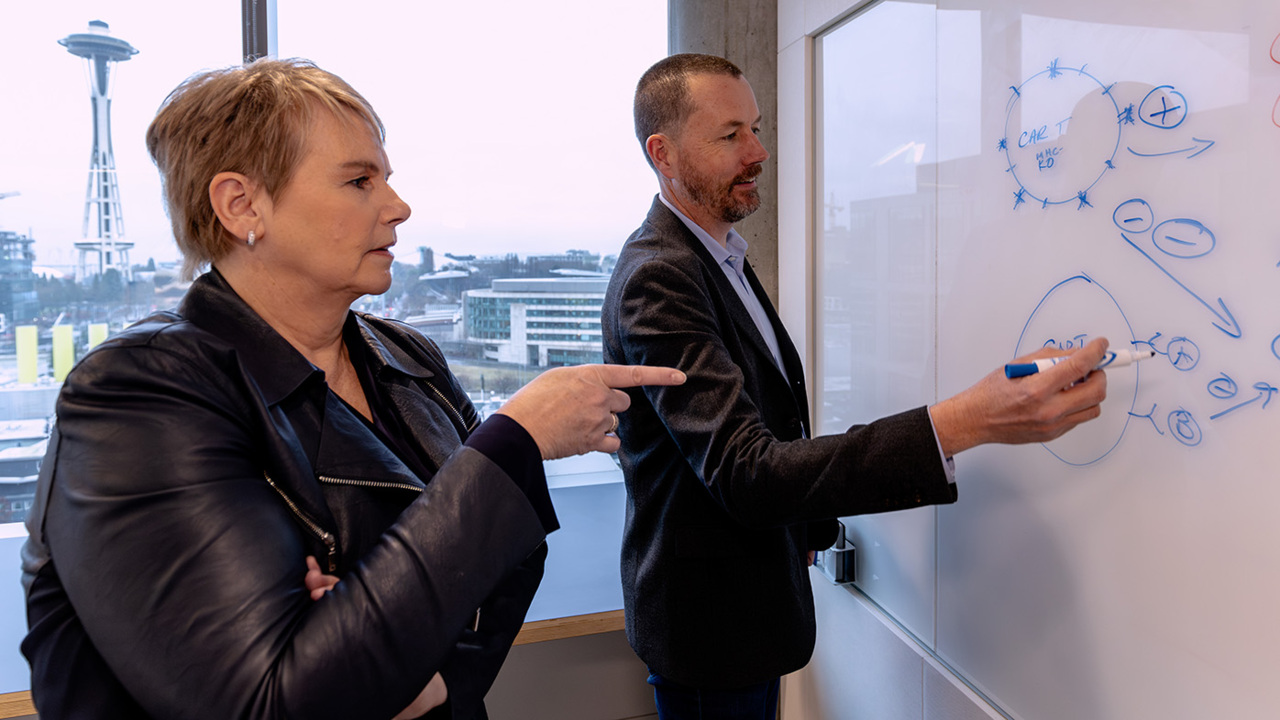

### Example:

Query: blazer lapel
xmin=742 ymin=261 xmax=811 ymax=434
xmin=647 ymin=201 xmax=791 ymax=384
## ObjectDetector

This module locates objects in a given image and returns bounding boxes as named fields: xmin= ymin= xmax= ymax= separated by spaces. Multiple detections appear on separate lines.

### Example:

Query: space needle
xmin=59 ymin=20 xmax=138 ymax=283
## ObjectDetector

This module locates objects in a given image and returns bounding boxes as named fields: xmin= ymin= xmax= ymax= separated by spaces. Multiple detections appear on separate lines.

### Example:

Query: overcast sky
xmin=0 ymin=1 xmax=666 ymax=271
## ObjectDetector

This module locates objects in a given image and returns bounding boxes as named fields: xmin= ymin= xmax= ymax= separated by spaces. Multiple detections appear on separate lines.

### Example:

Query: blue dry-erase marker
xmin=1004 ymin=348 xmax=1156 ymax=379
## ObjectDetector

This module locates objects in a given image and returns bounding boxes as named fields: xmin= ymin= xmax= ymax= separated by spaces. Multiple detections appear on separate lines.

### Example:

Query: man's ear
xmin=646 ymin=134 xmax=678 ymax=180
xmin=208 ymin=172 xmax=263 ymax=242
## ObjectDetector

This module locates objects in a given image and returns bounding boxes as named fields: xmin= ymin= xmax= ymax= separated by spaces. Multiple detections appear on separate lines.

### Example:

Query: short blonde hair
xmin=145 ymin=58 xmax=384 ymax=280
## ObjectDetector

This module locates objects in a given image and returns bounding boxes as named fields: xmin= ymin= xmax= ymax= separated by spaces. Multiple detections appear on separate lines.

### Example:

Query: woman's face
xmin=256 ymin=107 xmax=410 ymax=304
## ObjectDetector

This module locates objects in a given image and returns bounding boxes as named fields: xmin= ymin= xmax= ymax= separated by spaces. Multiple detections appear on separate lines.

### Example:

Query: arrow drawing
xmin=1210 ymin=383 xmax=1278 ymax=420
xmin=1127 ymin=137 xmax=1215 ymax=158
xmin=1120 ymin=234 xmax=1242 ymax=338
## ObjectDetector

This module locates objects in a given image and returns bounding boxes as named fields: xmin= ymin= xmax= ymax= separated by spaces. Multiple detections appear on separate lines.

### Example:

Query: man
xmin=601 ymin=53 xmax=1109 ymax=719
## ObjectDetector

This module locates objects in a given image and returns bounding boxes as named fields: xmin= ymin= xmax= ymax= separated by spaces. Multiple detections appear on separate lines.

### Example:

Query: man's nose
xmin=745 ymin=131 xmax=769 ymax=164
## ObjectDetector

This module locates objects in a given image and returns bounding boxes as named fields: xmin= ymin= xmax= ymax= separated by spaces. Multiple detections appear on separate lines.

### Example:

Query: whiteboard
xmin=816 ymin=2 xmax=1280 ymax=718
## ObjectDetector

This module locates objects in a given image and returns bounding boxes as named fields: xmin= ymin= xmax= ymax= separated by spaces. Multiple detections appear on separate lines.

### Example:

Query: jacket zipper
xmin=264 ymin=472 xmax=338 ymax=573
xmin=318 ymin=475 xmax=425 ymax=494
xmin=261 ymin=382 xmax=466 ymax=573
xmin=426 ymin=381 xmax=480 ymax=434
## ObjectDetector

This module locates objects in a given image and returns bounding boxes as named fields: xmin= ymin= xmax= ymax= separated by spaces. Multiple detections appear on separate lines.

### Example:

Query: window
xmin=0 ymin=2 xmax=241 ymax=699
xmin=0 ymin=0 xmax=665 ymax=702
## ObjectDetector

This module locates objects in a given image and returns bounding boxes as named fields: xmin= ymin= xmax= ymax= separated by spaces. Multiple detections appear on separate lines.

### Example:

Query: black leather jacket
xmin=21 ymin=271 xmax=553 ymax=719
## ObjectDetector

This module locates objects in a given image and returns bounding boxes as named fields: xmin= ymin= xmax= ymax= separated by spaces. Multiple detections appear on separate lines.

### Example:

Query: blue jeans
xmin=648 ymin=672 xmax=779 ymax=720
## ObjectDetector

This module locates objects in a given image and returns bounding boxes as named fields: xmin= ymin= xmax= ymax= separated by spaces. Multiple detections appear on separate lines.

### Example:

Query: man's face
xmin=670 ymin=74 xmax=769 ymax=225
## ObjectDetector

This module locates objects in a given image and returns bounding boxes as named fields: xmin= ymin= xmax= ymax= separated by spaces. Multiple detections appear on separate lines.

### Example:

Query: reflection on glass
xmin=816 ymin=1 xmax=938 ymax=436
xmin=276 ymin=0 xmax=666 ymax=433
xmin=814 ymin=0 xmax=942 ymax=647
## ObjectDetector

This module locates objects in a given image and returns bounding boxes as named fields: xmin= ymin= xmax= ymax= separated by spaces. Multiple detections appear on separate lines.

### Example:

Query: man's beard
xmin=678 ymin=160 xmax=763 ymax=224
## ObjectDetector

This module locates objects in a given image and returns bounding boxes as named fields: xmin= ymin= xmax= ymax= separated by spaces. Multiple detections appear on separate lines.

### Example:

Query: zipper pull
xmin=321 ymin=530 xmax=337 ymax=573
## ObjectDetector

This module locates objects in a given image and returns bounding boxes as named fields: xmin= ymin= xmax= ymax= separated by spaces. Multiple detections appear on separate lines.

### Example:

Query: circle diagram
xmin=1014 ymin=274 xmax=1139 ymax=465
xmin=1003 ymin=62 xmax=1122 ymax=208
xmin=1138 ymin=86 xmax=1188 ymax=129
xmin=1151 ymin=218 xmax=1215 ymax=259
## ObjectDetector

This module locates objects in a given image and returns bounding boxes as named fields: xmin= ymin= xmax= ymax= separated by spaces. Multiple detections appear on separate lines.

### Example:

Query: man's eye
xmin=725 ymin=132 xmax=737 ymax=141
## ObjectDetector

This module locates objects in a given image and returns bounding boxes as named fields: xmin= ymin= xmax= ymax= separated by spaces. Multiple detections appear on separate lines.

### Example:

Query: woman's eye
xmin=350 ymin=176 xmax=371 ymax=189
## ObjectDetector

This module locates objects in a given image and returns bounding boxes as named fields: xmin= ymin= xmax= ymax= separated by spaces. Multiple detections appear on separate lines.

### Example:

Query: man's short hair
xmin=634 ymin=53 xmax=744 ymax=169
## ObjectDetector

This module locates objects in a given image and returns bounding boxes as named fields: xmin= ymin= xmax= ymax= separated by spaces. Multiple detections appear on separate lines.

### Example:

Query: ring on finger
xmin=608 ymin=412 xmax=619 ymax=435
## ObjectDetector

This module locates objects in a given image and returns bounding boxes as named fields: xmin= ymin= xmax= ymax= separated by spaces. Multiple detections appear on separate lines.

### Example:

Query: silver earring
xmin=247 ymin=230 xmax=255 ymax=247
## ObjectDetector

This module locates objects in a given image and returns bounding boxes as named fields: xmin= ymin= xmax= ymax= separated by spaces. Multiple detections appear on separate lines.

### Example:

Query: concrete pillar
xmin=669 ymin=0 xmax=780 ymax=304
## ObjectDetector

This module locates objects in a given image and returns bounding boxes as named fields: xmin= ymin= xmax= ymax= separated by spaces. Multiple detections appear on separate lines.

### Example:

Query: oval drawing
xmin=1151 ymin=218 xmax=1216 ymax=259
xmin=1014 ymin=274 xmax=1139 ymax=466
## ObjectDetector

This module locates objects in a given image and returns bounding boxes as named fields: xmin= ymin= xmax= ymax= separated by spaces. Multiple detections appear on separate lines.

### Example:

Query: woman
xmin=20 ymin=59 xmax=682 ymax=719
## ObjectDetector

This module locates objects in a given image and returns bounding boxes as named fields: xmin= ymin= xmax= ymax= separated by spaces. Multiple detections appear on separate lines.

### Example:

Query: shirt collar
xmin=658 ymin=192 xmax=749 ymax=273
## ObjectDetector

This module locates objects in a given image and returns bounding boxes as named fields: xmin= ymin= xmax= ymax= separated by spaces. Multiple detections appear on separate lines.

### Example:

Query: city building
xmin=0 ymin=230 xmax=38 ymax=328
xmin=464 ymin=277 xmax=605 ymax=367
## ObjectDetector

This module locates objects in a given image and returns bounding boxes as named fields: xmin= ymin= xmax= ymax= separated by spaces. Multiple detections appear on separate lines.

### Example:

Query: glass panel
xmin=276 ymin=0 xmax=664 ymax=411
xmin=815 ymin=0 xmax=940 ymax=644
xmin=277 ymin=0 xmax=666 ymax=622
xmin=0 ymin=1 xmax=241 ymax=694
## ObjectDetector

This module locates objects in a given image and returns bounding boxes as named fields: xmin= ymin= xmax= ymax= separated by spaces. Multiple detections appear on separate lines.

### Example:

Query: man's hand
xmin=930 ymin=338 xmax=1110 ymax=457
xmin=496 ymin=364 xmax=686 ymax=459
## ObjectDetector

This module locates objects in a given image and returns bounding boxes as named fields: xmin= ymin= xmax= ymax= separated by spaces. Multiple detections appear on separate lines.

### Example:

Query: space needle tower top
xmin=59 ymin=20 xmax=138 ymax=282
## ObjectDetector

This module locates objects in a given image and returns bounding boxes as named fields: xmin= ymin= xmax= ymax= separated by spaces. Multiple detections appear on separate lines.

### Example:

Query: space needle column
xmin=59 ymin=20 xmax=138 ymax=283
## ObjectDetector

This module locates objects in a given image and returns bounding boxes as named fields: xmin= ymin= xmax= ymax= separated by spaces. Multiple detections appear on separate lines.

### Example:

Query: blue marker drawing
xmin=1113 ymin=198 xmax=1154 ymax=233
xmin=1138 ymin=332 xmax=1201 ymax=372
xmin=1127 ymin=137 xmax=1215 ymax=159
xmin=1118 ymin=104 xmax=1136 ymax=125
xmin=1164 ymin=336 xmax=1201 ymax=372
xmin=1115 ymin=199 xmax=1240 ymax=338
xmin=1167 ymin=408 xmax=1202 ymax=446
xmin=1014 ymin=274 xmax=1139 ymax=466
xmin=1128 ymin=404 xmax=1165 ymax=435
xmin=1273 ymin=333 xmax=1280 ymax=362
xmin=1140 ymin=85 xmax=1188 ymax=129
xmin=1209 ymin=382 xmax=1278 ymax=420
xmin=1151 ymin=218 xmax=1216 ymax=259
xmin=1206 ymin=372 xmax=1238 ymax=400
xmin=1120 ymin=233 xmax=1241 ymax=338
xmin=1002 ymin=61 xmax=1121 ymax=208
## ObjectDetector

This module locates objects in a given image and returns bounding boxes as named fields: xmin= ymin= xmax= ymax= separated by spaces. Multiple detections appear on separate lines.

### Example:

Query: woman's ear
xmin=208 ymin=172 xmax=263 ymax=243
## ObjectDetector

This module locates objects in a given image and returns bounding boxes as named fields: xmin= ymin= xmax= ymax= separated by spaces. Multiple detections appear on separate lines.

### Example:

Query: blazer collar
xmin=644 ymin=198 xmax=796 ymax=378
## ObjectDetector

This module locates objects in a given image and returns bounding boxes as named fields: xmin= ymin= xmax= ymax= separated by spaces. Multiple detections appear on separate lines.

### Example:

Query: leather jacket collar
xmin=179 ymin=269 xmax=440 ymax=406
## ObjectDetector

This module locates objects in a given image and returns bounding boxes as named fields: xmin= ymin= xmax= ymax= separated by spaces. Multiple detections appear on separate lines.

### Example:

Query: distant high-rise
xmin=59 ymin=20 xmax=137 ymax=283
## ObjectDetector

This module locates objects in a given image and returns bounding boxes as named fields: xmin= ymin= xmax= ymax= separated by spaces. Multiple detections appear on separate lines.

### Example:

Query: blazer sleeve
xmin=26 ymin=343 xmax=549 ymax=720
xmin=612 ymin=253 xmax=957 ymax=527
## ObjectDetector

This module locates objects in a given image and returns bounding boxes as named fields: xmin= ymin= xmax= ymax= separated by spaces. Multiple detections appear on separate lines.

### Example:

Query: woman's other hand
xmin=304 ymin=556 xmax=448 ymax=716
xmin=303 ymin=556 xmax=339 ymax=601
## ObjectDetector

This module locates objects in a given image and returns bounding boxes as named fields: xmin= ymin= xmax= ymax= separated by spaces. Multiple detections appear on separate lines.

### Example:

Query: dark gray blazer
xmin=602 ymin=197 xmax=958 ymax=689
